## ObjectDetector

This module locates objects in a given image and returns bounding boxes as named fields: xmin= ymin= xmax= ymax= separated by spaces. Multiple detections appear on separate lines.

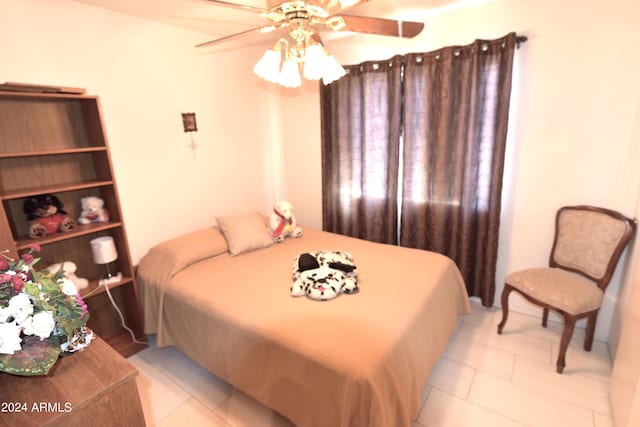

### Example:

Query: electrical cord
xmin=103 ymin=282 xmax=146 ymax=345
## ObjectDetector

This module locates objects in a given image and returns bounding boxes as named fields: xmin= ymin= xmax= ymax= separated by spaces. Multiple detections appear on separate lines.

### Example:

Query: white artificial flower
xmin=60 ymin=278 xmax=78 ymax=296
xmin=0 ymin=307 xmax=11 ymax=323
xmin=22 ymin=311 xmax=55 ymax=340
xmin=0 ymin=322 xmax=22 ymax=354
xmin=7 ymin=293 xmax=33 ymax=324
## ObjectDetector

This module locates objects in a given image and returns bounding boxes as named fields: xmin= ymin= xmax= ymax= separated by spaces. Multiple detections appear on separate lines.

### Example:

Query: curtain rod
xmin=516 ymin=35 xmax=528 ymax=48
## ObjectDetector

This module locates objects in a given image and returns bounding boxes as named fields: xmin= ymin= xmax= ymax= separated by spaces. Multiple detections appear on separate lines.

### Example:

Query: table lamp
xmin=90 ymin=236 xmax=122 ymax=285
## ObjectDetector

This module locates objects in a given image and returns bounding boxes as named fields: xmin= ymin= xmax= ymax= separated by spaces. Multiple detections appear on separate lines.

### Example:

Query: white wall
xmin=0 ymin=0 xmax=281 ymax=262
xmin=277 ymin=0 xmax=640 ymax=341
xmin=609 ymin=92 xmax=640 ymax=356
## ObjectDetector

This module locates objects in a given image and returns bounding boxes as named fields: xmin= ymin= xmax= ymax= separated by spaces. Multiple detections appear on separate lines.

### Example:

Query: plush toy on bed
xmin=23 ymin=194 xmax=77 ymax=239
xmin=46 ymin=261 xmax=89 ymax=290
xmin=78 ymin=196 xmax=109 ymax=224
xmin=269 ymin=200 xmax=303 ymax=243
xmin=291 ymin=250 xmax=359 ymax=301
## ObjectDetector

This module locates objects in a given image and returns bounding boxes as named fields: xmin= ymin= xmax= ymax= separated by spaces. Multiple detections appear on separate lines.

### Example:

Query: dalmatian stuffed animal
xmin=269 ymin=200 xmax=303 ymax=243
xmin=291 ymin=250 xmax=359 ymax=301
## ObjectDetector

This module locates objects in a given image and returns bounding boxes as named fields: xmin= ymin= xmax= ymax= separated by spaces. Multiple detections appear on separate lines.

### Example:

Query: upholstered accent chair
xmin=497 ymin=205 xmax=636 ymax=373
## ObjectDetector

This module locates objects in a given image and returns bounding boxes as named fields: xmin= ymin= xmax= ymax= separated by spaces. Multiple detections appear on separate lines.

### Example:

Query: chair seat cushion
xmin=506 ymin=268 xmax=603 ymax=315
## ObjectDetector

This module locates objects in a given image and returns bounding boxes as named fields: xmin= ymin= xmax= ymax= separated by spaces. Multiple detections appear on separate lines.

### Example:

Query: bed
xmin=137 ymin=219 xmax=471 ymax=427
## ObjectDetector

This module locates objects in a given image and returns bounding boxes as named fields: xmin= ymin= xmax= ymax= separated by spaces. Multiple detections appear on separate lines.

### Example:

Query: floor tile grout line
xmin=513 ymin=352 xmax=611 ymax=385
xmin=131 ymin=351 xmax=238 ymax=426
xmin=509 ymin=352 xmax=516 ymax=382
xmin=431 ymin=386 xmax=529 ymax=427
xmin=507 ymin=356 xmax=613 ymax=417
xmin=135 ymin=346 xmax=238 ymax=414
xmin=152 ymin=398 xmax=192 ymax=427
xmin=464 ymin=368 xmax=477 ymax=400
xmin=151 ymin=361 xmax=237 ymax=423
xmin=188 ymin=393 xmax=234 ymax=426
xmin=454 ymin=328 xmax=560 ymax=366
xmin=134 ymin=353 xmax=202 ymax=400
xmin=132 ymin=355 xmax=196 ymax=425
xmin=413 ymin=386 xmax=432 ymax=426
xmin=439 ymin=353 xmax=512 ymax=382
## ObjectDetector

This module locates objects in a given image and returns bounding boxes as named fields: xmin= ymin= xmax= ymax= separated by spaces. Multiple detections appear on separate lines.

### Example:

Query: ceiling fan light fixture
xmin=302 ymin=44 xmax=326 ymax=80
xmin=321 ymin=54 xmax=347 ymax=85
xmin=278 ymin=59 xmax=302 ymax=88
xmin=253 ymin=48 xmax=282 ymax=83
xmin=203 ymin=1 xmax=423 ymax=88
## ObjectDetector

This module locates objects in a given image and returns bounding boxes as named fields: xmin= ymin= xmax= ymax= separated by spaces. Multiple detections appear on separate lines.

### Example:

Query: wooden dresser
xmin=0 ymin=336 xmax=145 ymax=426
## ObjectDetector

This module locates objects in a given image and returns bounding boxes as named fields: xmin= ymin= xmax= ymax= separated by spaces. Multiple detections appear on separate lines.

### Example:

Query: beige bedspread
xmin=138 ymin=228 xmax=470 ymax=427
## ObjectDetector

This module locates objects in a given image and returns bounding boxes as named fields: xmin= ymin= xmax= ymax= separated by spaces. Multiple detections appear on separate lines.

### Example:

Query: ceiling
xmin=73 ymin=0 xmax=463 ymax=48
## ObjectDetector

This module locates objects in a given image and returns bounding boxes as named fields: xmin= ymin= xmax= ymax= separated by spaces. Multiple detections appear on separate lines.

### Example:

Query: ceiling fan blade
xmin=324 ymin=14 xmax=424 ymax=38
xmin=205 ymin=0 xmax=269 ymax=14
xmin=196 ymin=25 xmax=278 ymax=48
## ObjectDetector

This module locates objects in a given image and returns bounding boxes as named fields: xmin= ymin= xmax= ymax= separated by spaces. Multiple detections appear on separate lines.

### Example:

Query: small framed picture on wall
xmin=182 ymin=112 xmax=197 ymax=132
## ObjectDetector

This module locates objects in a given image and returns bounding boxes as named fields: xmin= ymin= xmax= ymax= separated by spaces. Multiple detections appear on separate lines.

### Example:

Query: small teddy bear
xmin=23 ymin=194 xmax=76 ymax=239
xmin=78 ymin=196 xmax=109 ymax=224
xmin=46 ymin=261 xmax=89 ymax=290
xmin=268 ymin=200 xmax=302 ymax=243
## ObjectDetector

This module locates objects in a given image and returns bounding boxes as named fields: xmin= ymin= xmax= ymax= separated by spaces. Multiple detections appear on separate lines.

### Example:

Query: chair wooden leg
xmin=542 ymin=308 xmax=549 ymax=328
xmin=584 ymin=311 xmax=599 ymax=352
xmin=497 ymin=284 xmax=512 ymax=334
xmin=556 ymin=315 xmax=577 ymax=374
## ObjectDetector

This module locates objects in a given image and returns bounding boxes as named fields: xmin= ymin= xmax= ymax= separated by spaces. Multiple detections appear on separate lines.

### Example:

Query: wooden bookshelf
xmin=0 ymin=88 xmax=146 ymax=357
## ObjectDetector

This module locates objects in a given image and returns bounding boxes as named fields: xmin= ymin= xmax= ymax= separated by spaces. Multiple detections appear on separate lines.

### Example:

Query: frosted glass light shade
xmin=303 ymin=44 xmax=326 ymax=80
xmin=253 ymin=49 xmax=281 ymax=83
xmin=278 ymin=60 xmax=302 ymax=88
xmin=90 ymin=236 xmax=118 ymax=264
xmin=322 ymin=54 xmax=346 ymax=85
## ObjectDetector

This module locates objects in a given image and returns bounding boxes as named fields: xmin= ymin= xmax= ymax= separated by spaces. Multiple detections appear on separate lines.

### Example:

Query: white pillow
xmin=215 ymin=212 xmax=273 ymax=256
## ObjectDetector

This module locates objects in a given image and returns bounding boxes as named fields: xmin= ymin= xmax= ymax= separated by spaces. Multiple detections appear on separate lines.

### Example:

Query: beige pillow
xmin=215 ymin=212 xmax=273 ymax=256
xmin=137 ymin=227 xmax=228 ymax=283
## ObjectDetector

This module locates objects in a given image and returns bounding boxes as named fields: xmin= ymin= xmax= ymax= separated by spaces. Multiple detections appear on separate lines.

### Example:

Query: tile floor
xmin=128 ymin=300 xmax=613 ymax=427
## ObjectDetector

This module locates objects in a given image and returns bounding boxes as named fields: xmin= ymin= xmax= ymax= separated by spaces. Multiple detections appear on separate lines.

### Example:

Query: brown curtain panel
xmin=400 ymin=33 xmax=517 ymax=306
xmin=320 ymin=56 xmax=403 ymax=244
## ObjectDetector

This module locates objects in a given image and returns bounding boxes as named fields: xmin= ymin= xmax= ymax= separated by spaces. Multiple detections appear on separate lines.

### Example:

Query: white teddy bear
xmin=268 ymin=200 xmax=303 ymax=243
xmin=78 ymin=196 xmax=109 ymax=224
xmin=46 ymin=261 xmax=89 ymax=290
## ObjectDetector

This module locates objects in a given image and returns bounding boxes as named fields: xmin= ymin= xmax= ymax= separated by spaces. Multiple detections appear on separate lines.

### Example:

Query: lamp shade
xmin=253 ymin=49 xmax=281 ymax=83
xmin=303 ymin=44 xmax=325 ymax=80
xmin=278 ymin=59 xmax=302 ymax=88
xmin=321 ymin=54 xmax=347 ymax=85
xmin=90 ymin=236 xmax=118 ymax=264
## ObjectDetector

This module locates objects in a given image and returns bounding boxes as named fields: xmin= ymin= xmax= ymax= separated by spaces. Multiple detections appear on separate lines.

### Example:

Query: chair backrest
xmin=550 ymin=205 xmax=636 ymax=290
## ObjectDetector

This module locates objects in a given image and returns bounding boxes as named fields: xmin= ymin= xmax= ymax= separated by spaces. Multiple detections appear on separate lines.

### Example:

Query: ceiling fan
xmin=196 ymin=1 xmax=425 ymax=87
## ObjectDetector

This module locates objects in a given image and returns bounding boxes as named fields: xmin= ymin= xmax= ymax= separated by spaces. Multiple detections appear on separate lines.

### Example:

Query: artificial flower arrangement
xmin=0 ymin=244 xmax=93 ymax=376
